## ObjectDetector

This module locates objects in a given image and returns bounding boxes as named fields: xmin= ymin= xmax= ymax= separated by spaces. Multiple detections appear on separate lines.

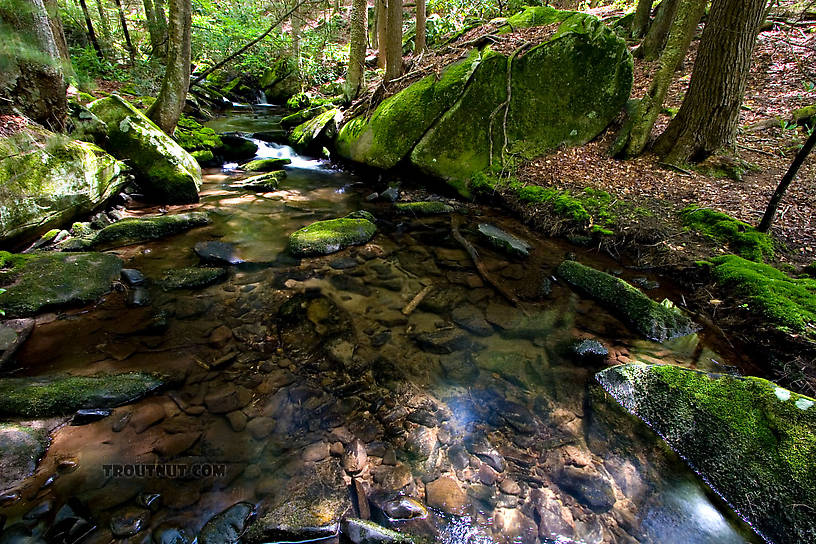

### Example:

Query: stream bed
xmin=0 ymin=110 xmax=762 ymax=544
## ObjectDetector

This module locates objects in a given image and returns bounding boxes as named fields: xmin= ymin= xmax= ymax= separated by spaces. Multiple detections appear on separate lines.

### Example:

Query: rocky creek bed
xmin=0 ymin=112 xmax=777 ymax=544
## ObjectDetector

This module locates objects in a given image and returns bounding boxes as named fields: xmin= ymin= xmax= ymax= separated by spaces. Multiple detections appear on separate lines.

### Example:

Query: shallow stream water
xmin=0 ymin=110 xmax=763 ymax=544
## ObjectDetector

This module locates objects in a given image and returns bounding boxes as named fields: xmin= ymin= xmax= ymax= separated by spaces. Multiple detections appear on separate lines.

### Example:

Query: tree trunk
xmin=146 ymin=0 xmax=190 ymax=134
xmin=371 ymin=1 xmax=378 ymax=48
xmin=78 ymin=0 xmax=105 ymax=59
xmin=345 ymin=0 xmax=367 ymax=101
xmin=43 ymin=0 xmax=74 ymax=75
xmin=631 ymin=0 xmax=653 ymax=38
xmin=143 ymin=0 xmax=168 ymax=57
xmin=654 ymin=0 xmax=768 ymax=163
xmin=415 ymin=0 xmax=426 ymax=53
xmin=376 ymin=0 xmax=387 ymax=68
xmin=95 ymin=0 xmax=113 ymax=53
xmin=113 ymin=0 xmax=135 ymax=64
xmin=385 ymin=0 xmax=402 ymax=81
xmin=0 ymin=0 xmax=67 ymax=129
xmin=758 ymin=128 xmax=816 ymax=232
xmin=622 ymin=0 xmax=706 ymax=157
xmin=291 ymin=8 xmax=301 ymax=73
xmin=635 ymin=0 xmax=678 ymax=60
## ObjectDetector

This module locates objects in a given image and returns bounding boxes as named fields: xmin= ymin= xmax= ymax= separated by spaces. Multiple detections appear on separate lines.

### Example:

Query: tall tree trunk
xmin=371 ymin=1 xmax=378 ymax=48
xmin=376 ymin=0 xmax=387 ymax=68
xmin=146 ymin=0 xmax=190 ymax=134
xmin=0 ymin=0 xmax=67 ymax=129
xmin=621 ymin=0 xmax=706 ymax=157
xmin=631 ymin=0 xmax=653 ymax=38
xmin=291 ymin=8 xmax=301 ymax=74
xmin=758 ymin=128 xmax=816 ymax=232
xmin=95 ymin=0 xmax=113 ymax=54
xmin=113 ymin=0 xmax=135 ymax=64
xmin=43 ymin=0 xmax=74 ymax=76
xmin=78 ymin=0 xmax=105 ymax=59
xmin=635 ymin=0 xmax=678 ymax=60
xmin=143 ymin=0 xmax=167 ymax=57
xmin=654 ymin=0 xmax=768 ymax=163
xmin=415 ymin=0 xmax=426 ymax=53
xmin=345 ymin=0 xmax=367 ymax=101
xmin=385 ymin=0 xmax=402 ymax=81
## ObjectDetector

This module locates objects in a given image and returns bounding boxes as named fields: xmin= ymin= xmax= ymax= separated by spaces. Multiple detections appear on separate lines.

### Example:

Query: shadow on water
xmin=0 ymin=110 xmax=763 ymax=544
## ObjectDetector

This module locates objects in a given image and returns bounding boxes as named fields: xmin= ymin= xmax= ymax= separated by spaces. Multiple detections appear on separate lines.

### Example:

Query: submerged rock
xmin=477 ymin=223 xmax=531 ymax=257
xmin=289 ymin=217 xmax=377 ymax=257
xmin=91 ymin=212 xmax=211 ymax=248
xmin=160 ymin=267 xmax=228 ymax=291
xmin=0 ymin=424 xmax=49 ymax=493
xmin=220 ymin=133 xmax=259 ymax=160
xmin=0 ymin=372 xmax=163 ymax=417
xmin=88 ymin=95 xmax=202 ymax=203
xmin=343 ymin=518 xmax=413 ymax=543
xmin=556 ymin=260 xmax=699 ymax=342
xmin=198 ymin=502 xmax=255 ymax=544
xmin=425 ymin=476 xmax=470 ymax=515
xmin=109 ymin=506 xmax=150 ymax=538
xmin=597 ymin=363 xmax=816 ymax=544
xmin=569 ymin=338 xmax=608 ymax=363
xmin=554 ymin=465 xmax=616 ymax=513
xmin=0 ymin=128 xmax=125 ymax=243
xmin=394 ymin=202 xmax=454 ymax=215
xmin=0 ymin=252 xmax=122 ymax=317
xmin=194 ymin=241 xmax=244 ymax=265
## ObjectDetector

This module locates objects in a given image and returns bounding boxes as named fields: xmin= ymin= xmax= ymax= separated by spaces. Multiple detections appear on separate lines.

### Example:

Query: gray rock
xmin=477 ymin=223 xmax=531 ymax=257
xmin=198 ymin=502 xmax=255 ymax=544
xmin=160 ymin=267 xmax=228 ymax=291
xmin=380 ymin=186 xmax=400 ymax=202
xmin=451 ymin=304 xmax=493 ymax=337
xmin=343 ymin=439 xmax=368 ymax=474
xmin=413 ymin=328 xmax=479 ymax=354
xmin=0 ymin=318 xmax=34 ymax=369
xmin=109 ymin=506 xmax=150 ymax=538
xmin=195 ymin=241 xmax=244 ymax=265
xmin=0 ymin=424 xmax=49 ymax=493
xmin=153 ymin=524 xmax=194 ymax=544
xmin=570 ymin=339 xmax=608 ymax=363
xmin=120 ymin=269 xmax=146 ymax=286
xmin=343 ymin=518 xmax=413 ymax=543
xmin=554 ymin=466 xmax=615 ymax=513
xmin=380 ymin=497 xmax=428 ymax=521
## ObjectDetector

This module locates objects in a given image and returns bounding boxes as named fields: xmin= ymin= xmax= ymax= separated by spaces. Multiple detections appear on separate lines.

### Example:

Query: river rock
xmin=343 ymin=439 xmax=368 ymax=474
xmin=425 ymin=476 xmax=469 ymax=515
xmin=554 ymin=465 xmax=616 ymax=513
xmin=412 ymin=328 xmax=478 ymax=354
xmin=88 ymin=95 xmax=202 ymax=203
xmin=109 ymin=506 xmax=150 ymax=538
xmin=597 ymin=363 xmax=816 ymax=544
xmin=290 ymin=108 xmax=342 ymax=152
xmin=0 ymin=128 xmax=125 ymax=243
xmin=91 ymin=212 xmax=211 ymax=248
xmin=380 ymin=496 xmax=428 ymax=521
xmin=477 ymin=224 xmax=532 ymax=257
xmin=0 ymin=424 xmax=49 ymax=492
xmin=243 ymin=460 xmax=351 ymax=543
xmin=343 ymin=518 xmax=413 ymax=543
xmin=121 ymin=269 xmax=146 ymax=286
xmin=451 ymin=304 xmax=493 ymax=337
xmin=198 ymin=502 xmax=256 ymax=544
xmin=569 ymin=338 xmax=608 ymax=363
xmin=289 ymin=217 xmax=377 ymax=257
xmin=220 ymin=133 xmax=259 ymax=160
xmin=153 ymin=524 xmax=194 ymax=544
xmin=204 ymin=385 xmax=252 ymax=414
xmin=241 ymin=157 xmax=291 ymax=171
xmin=0 ymin=252 xmax=122 ymax=317
xmin=231 ymin=171 xmax=286 ymax=191
xmin=0 ymin=372 xmax=163 ymax=417
xmin=394 ymin=202 xmax=453 ymax=215
xmin=195 ymin=241 xmax=244 ymax=265
xmin=556 ymin=260 xmax=699 ymax=342
xmin=0 ymin=318 xmax=34 ymax=369
xmin=160 ymin=267 xmax=228 ymax=291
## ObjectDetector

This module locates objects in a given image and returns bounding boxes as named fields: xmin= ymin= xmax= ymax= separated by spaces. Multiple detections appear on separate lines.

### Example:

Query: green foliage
xmin=709 ymin=255 xmax=816 ymax=335
xmin=682 ymin=207 xmax=774 ymax=262
xmin=174 ymin=115 xmax=223 ymax=153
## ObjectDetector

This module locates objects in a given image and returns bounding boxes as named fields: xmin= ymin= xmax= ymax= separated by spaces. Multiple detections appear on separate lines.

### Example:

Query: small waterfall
xmin=254 ymin=140 xmax=325 ymax=170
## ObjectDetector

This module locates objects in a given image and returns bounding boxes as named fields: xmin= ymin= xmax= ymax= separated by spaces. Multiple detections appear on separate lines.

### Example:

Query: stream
xmin=0 ymin=109 xmax=762 ymax=544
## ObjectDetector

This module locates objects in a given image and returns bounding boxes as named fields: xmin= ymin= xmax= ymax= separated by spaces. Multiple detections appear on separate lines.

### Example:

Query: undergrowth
xmin=682 ymin=207 xmax=774 ymax=262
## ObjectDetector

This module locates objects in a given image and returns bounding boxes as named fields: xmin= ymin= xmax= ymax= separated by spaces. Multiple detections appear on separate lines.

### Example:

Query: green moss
xmin=682 ymin=207 xmax=774 ymax=262
xmin=0 ymin=251 xmax=36 ymax=284
xmin=160 ymin=267 xmax=228 ymax=291
xmin=232 ymin=171 xmax=286 ymax=191
xmin=174 ymin=114 xmax=223 ymax=154
xmin=290 ymin=108 xmax=341 ymax=152
xmin=92 ymin=212 xmax=211 ymax=248
xmin=287 ymin=92 xmax=314 ymax=110
xmin=0 ymin=372 xmax=164 ymax=417
xmin=282 ymin=105 xmax=331 ymax=128
xmin=192 ymin=149 xmax=215 ymax=163
xmin=709 ymin=255 xmax=816 ymax=336
xmin=394 ymin=201 xmax=454 ymax=215
xmin=502 ymin=5 xmax=575 ymax=29
xmin=241 ymin=158 xmax=291 ymax=172
xmin=557 ymin=260 xmax=698 ymax=342
xmin=289 ymin=218 xmax=377 ymax=257
xmin=597 ymin=363 xmax=816 ymax=543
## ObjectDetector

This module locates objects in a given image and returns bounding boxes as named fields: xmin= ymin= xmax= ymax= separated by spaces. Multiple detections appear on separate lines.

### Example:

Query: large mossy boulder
xmin=90 ymin=212 xmax=211 ymax=248
xmin=336 ymin=8 xmax=632 ymax=196
xmin=0 ymin=251 xmax=122 ymax=317
xmin=0 ymin=423 xmax=49 ymax=493
xmin=0 ymin=372 xmax=164 ymax=417
xmin=289 ymin=216 xmax=377 ymax=257
xmin=597 ymin=363 xmax=816 ymax=544
xmin=88 ymin=95 xmax=202 ymax=203
xmin=556 ymin=260 xmax=698 ymax=342
xmin=0 ymin=129 xmax=125 ymax=243
xmin=289 ymin=108 xmax=342 ymax=153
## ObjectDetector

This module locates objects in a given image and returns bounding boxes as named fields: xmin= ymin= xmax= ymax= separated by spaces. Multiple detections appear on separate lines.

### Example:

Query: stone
xmin=220 ymin=133 xmax=259 ymax=160
xmin=554 ymin=465 xmax=615 ymax=513
xmin=413 ymin=328 xmax=478 ymax=354
xmin=343 ymin=439 xmax=368 ymax=474
xmin=343 ymin=518 xmax=413 ymax=543
xmin=198 ymin=502 xmax=255 ymax=544
xmin=88 ymin=95 xmax=202 ymax=203
xmin=160 ymin=267 xmax=228 ymax=291
xmin=241 ymin=157 xmax=291 ymax=171
xmin=153 ymin=432 xmax=200 ymax=458
xmin=153 ymin=524 xmax=194 ymax=544
xmin=246 ymin=417 xmax=276 ymax=440
xmin=374 ymin=464 xmax=413 ymax=491
xmin=109 ymin=506 xmax=150 ymax=538
xmin=394 ymin=201 xmax=453 ymax=215
xmin=121 ymin=269 xmax=146 ymax=286
xmin=289 ymin=108 xmax=342 ymax=152
xmin=204 ymin=385 xmax=252 ymax=414
xmin=570 ymin=338 xmax=608 ymax=363
xmin=91 ymin=212 xmax=211 ymax=248
xmin=499 ymin=479 xmax=521 ymax=496
xmin=0 ymin=424 xmax=49 ymax=492
xmin=130 ymin=402 xmax=166 ymax=433
xmin=195 ymin=241 xmax=244 ymax=265
xmin=403 ymin=426 xmax=436 ymax=461
xmin=289 ymin=217 xmax=377 ymax=257
xmin=71 ymin=408 xmax=112 ymax=425
xmin=477 ymin=223 xmax=532 ymax=257
xmin=465 ymin=436 xmax=506 ymax=472
xmin=379 ymin=186 xmax=400 ymax=202
xmin=0 ymin=318 xmax=34 ymax=369
xmin=0 ymin=252 xmax=122 ymax=317
xmin=425 ymin=476 xmax=469 ymax=515
xmin=451 ymin=304 xmax=493 ymax=337
xmin=303 ymin=441 xmax=330 ymax=462
xmin=380 ymin=496 xmax=428 ymax=521
xmin=226 ymin=411 xmax=248 ymax=432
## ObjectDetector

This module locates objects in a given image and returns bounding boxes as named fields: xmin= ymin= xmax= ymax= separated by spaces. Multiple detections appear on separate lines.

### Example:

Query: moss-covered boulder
xmin=0 ymin=251 xmax=122 ymax=317
xmin=289 ymin=108 xmax=342 ymax=153
xmin=91 ymin=212 xmax=211 ymax=248
xmin=0 ymin=423 xmax=49 ymax=493
xmin=0 ymin=372 xmax=164 ymax=417
xmin=289 ymin=217 xmax=377 ymax=257
xmin=174 ymin=114 xmax=224 ymax=166
xmin=0 ymin=129 xmax=125 ymax=243
xmin=556 ymin=260 xmax=698 ymax=342
xmin=88 ymin=95 xmax=202 ymax=203
xmin=336 ymin=51 xmax=481 ymax=169
xmin=394 ymin=201 xmax=454 ymax=215
xmin=159 ymin=267 xmax=228 ymax=291
xmin=282 ymin=105 xmax=331 ymax=128
xmin=220 ymin=133 xmax=259 ymax=161
xmin=596 ymin=363 xmax=816 ymax=544
xmin=241 ymin=158 xmax=291 ymax=172
xmin=230 ymin=171 xmax=286 ymax=192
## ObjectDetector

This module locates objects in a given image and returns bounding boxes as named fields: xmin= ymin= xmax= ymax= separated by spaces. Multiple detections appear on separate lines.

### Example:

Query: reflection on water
xmin=0 ymin=112 xmax=762 ymax=544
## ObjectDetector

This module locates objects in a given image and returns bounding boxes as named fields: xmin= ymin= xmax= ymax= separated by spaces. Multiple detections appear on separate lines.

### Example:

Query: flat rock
xmin=451 ymin=304 xmax=493 ymax=337
xmin=0 ymin=318 xmax=34 ymax=369
xmin=198 ymin=502 xmax=255 ymax=544
xmin=194 ymin=241 xmax=244 ymax=265
xmin=0 ymin=424 xmax=49 ymax=492
xmin=160 ymin=267 xmax=228 ymax=291
xmin=343 ymin=518 xmax=413 ymax=543
xmin=477 ymin=223 xmax=531 ymax=257
xmin=425 ymin=476 xmax=469 ymax=515
xmin=289 ymin=217 xmax=377 ymax=257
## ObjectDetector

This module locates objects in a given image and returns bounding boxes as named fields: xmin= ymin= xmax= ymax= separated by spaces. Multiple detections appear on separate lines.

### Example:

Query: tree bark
xmin=143 ymin=0 xmax=167 ymax=57
xmin=635 ymin=0 xmax=678 ymax=60
xmin=415 ymin=0 xmax=426 ymax=53
xmin=78 ymin=0 xmax=105 ymax=59
xmin=376 ymin=0 xmax=387 ymax=68
xmin=113 ymin=0 xmax=135 ymax=64
xmin=43 ymin=0 xmax=73 ymax=75
xmin=345 ymin=0 xmax=367 ymax=101
xmin=758 ymin=128 xmax=816 ymax=232
xmin=385 ymin=0 xmax=402 ymax=81
xmin=371 ymin=1 xmax=378 ymax=48
xmin=654 ymin=0 xmax=768 ymax=163
xmin=146 ymin=0 xmax=190 ymax=134
xmin=95 ymin=0 xmax=113 ymax=53
xmin=622 ymin=0 xmax=706 ymax=157
xmin=632 ymin=0 xmax=653 ymax=38
xmin=0 ymin=0 xmax=67 ymax=129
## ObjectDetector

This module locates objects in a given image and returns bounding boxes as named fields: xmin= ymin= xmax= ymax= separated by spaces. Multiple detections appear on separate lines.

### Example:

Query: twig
xmin=402 ymin=285 xmax=433 ymax=315
xmin=657 ymin=162 xmax=694 ymax=176
xmin=737 ymin=143 xmax=777 ymax=157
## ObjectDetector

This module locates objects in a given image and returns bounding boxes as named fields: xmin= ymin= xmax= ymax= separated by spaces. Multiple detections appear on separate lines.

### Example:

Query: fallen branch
xmin=402 ymin=285 xmax=433 ymax=315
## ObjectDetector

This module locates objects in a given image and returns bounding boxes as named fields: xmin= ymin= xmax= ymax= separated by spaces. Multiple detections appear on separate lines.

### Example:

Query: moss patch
xmin=557 ymin=260 xmax=699 ymax=342
xmin=241 ymin=158 xmax=291 ymax=172
xmin=290 ymin=108 xmax=341 ymax=152
xmin=289 ymin=218 xmax=377 ymax=257
xmin=282 ymin=105 xmax=331 ymax=128
xmin=231 ymin=171 xmax=287 ymax=191
xmin=394 ymin=201 xmax=454 ymax=215
xmin=682 ymin=207 xmax=774 ymax=262
xmin=0 ymin=372 xmax=164 ymax=417
xmin=596 ymin=363 xmax=816 ymax=544
xmin=160 ymin=267 xmax=228 ymax=291
xmin=709 ymin=255 xmax=816 ymax=336
xmin=174 ymin=115 xmax=223 ymax=157
xmin=91 ymin=212 xmax=211 ymax=248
